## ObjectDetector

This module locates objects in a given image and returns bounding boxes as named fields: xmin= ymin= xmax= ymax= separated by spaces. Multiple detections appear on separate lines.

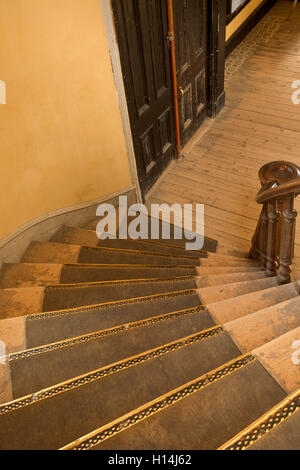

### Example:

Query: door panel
xmin=174 ymin=0 xmax=209 ymax=145
xmin=112 ymin=0 xmax=176 ymax=195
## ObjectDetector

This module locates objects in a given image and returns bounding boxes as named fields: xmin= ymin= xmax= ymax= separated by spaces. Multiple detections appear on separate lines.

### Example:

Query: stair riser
xmin=0 ymin=332 xmax=240 ymax=450
xmin=208 ymin=283 xmax=298 ymax=324
xmin=198 ymin=277 xmax=278 ymax=304
xmin=254 ymin=327 xmax=300 ymax=394
xmin=225 ymin=298 xmax=300 ymax=353
xmin=195 ymin=271 xmax=267 ymax=288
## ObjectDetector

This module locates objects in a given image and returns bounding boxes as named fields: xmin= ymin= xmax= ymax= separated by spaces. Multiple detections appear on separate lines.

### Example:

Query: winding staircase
xmin=0 ymin=162 xmax=299 ymax=450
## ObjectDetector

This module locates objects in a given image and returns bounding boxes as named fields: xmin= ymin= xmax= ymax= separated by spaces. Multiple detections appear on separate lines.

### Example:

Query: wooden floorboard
xmin=148 ymin=0 xmax=300 ymax=257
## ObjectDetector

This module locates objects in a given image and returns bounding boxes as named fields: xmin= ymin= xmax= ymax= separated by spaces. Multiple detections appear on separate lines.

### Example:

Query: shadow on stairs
xmin=0 ymin=215 xmax=299 ymax=450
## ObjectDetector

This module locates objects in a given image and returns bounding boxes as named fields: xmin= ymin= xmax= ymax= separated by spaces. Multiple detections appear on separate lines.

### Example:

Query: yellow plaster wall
xmin=0 ymin=0 xmax=132 ymax=239
xmin=226 ymin=0 xmax=265 ymax=40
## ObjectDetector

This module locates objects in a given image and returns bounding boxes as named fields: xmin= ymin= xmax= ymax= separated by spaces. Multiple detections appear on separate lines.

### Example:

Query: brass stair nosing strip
xmin=97 ymin=236 xmax=211 ymax=254
xmin=45 ymin=276 xmax=197 ymax=291
xmin=218 ymin=389 xmax=300 ymax=451
xmin=10 ymin=305 xmax=208 ymax=361
xmin=0 ymin=325 xmax=223 ymax=416
xmin=63 ymin=263 xmax=197 ymax=269
xmin=77 ymin=243 xmax=202 ymax=260
xmin=27 ymin=289 xmax=198 ymax=321
xmin=60 ymin=354 xmax=256 ymax=451
xmin=106 ymin=236 xmax=209 ymax=253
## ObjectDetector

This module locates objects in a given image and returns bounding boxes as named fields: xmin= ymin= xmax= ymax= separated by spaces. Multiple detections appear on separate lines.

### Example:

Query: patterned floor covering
xmin=225 ymin=11 xmax=288 ymax=81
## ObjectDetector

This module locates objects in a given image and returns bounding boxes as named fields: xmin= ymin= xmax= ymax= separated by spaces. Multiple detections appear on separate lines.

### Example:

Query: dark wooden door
xmin=112 ymin=0 xmax=176 ymax=195
xmin=173 ymin=0 xmax=209 ymax=145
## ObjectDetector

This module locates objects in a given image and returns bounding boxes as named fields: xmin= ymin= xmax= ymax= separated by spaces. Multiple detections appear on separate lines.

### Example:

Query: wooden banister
xmin=250 ymin=161 xmax=300 ymax=284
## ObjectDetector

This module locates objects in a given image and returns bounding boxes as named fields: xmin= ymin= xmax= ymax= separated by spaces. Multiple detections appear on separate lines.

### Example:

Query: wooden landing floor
xmin=148 ymin=0 xmax=300 ymax=260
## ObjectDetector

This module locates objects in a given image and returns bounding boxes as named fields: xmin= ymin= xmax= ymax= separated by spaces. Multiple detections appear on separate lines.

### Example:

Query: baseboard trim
xmin=0 ymin=187 xmax=137 ymax=267
xmin=225 ymin=0 xmax=278 ymax=57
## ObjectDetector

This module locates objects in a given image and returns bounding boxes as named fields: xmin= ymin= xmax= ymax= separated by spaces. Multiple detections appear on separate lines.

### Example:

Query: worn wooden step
xmin=2 ymin=290 xmax=203 ymax=352
xmin=8 ymin=311 xmax=217 ymax=398
xmin=83 ymin=216 xmax=249 ymax=258
xmin=7 ymin=285 xmax=297 ymax=400
xmin=21 ymin=241 xmax=256 ymax=267
xmin=245 ymin=408 xmax=300 ymax=450
xmin=208 ymin=282 xmax=298 ymax=324
xmin=0 ymin=276 xmax=278 ymax=354
xmin=1 ymin=277 xmax=289 ymax=356
xmin=83 ymin=216 xmax=218 ymax=251
xmin=22 ymin=242 xmax=201 ymax=266
xmin=253 ymin=327 xmax=300 ymax=395
xmin=60 ymin=354 xmax=286 ymax=451
xmin=197 ymin=276 xmax=278 ymax=304
xmin=195 ymin=271 xmax=267 ymax=288
xmin=0 ymin=271 xmax=266 ymax=320
xmin=219 ymin=390 xmax=300 ymax=450
xmin=51 ymin=226 xmax=209 ymax=258
xmin=225 ymin=297 xmax=300 ymax=353
xmin=0 ymin=262 xmax=262 ymax=289
xmin=63 ymin=329 xmax=300 ymax=450
xmin=0 ymin=263 xmax=197 ymax=288
xmin=0 ymin=328 xmax=241 ymax=450
xmin=0 ymin=278 xmax=197 ymax=320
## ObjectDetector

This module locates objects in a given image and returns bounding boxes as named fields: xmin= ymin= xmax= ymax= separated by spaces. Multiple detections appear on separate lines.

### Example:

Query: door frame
xmin=207 ymin=0 xmax=227 ymax=117
xmin=100 ymin=0 xmax=226 ymax=198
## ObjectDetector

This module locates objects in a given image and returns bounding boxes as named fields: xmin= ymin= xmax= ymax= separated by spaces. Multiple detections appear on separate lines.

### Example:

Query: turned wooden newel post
xmin=277 ymin=196 xmax=297 ymax=284
xmin=259 ymin=204 xmax=268 ymax=268
xmin=253 ymin=161 xmax=300 ymax=287
xmin=266 ymin=200 xmax=279 ymax=276
xmin=250 ymin=206 xmax=265 ymax=261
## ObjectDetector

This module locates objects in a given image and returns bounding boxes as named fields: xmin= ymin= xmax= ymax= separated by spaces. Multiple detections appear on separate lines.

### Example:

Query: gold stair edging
xmin=63 ymin=263 xmax=197 ymax=269
xmin=60 ymin=354 xmax=255 ymax=451
xmin=98 ymin=236 xmax=210 ymax=253
xmin=0 ymin=325 xmax=223 ymax=415
xmin=219 ymin=389 xmax=300 ymax=450
xmin=27 ymin=289 xmax=197 ymax=321
xmin=77 ymin=243 xmax=202 ymax=260
xmin=44 ymin=276 xmax=196 ymax=291
xmin=10 ymin=306 xmax=207 ymax=361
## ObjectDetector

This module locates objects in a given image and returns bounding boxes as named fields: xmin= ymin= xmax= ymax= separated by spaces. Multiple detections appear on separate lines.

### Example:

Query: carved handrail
xmin=257 ymin=178 xmax=300 ymax=204
xmin=250 ymin=161 xmax=300 ymax=284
